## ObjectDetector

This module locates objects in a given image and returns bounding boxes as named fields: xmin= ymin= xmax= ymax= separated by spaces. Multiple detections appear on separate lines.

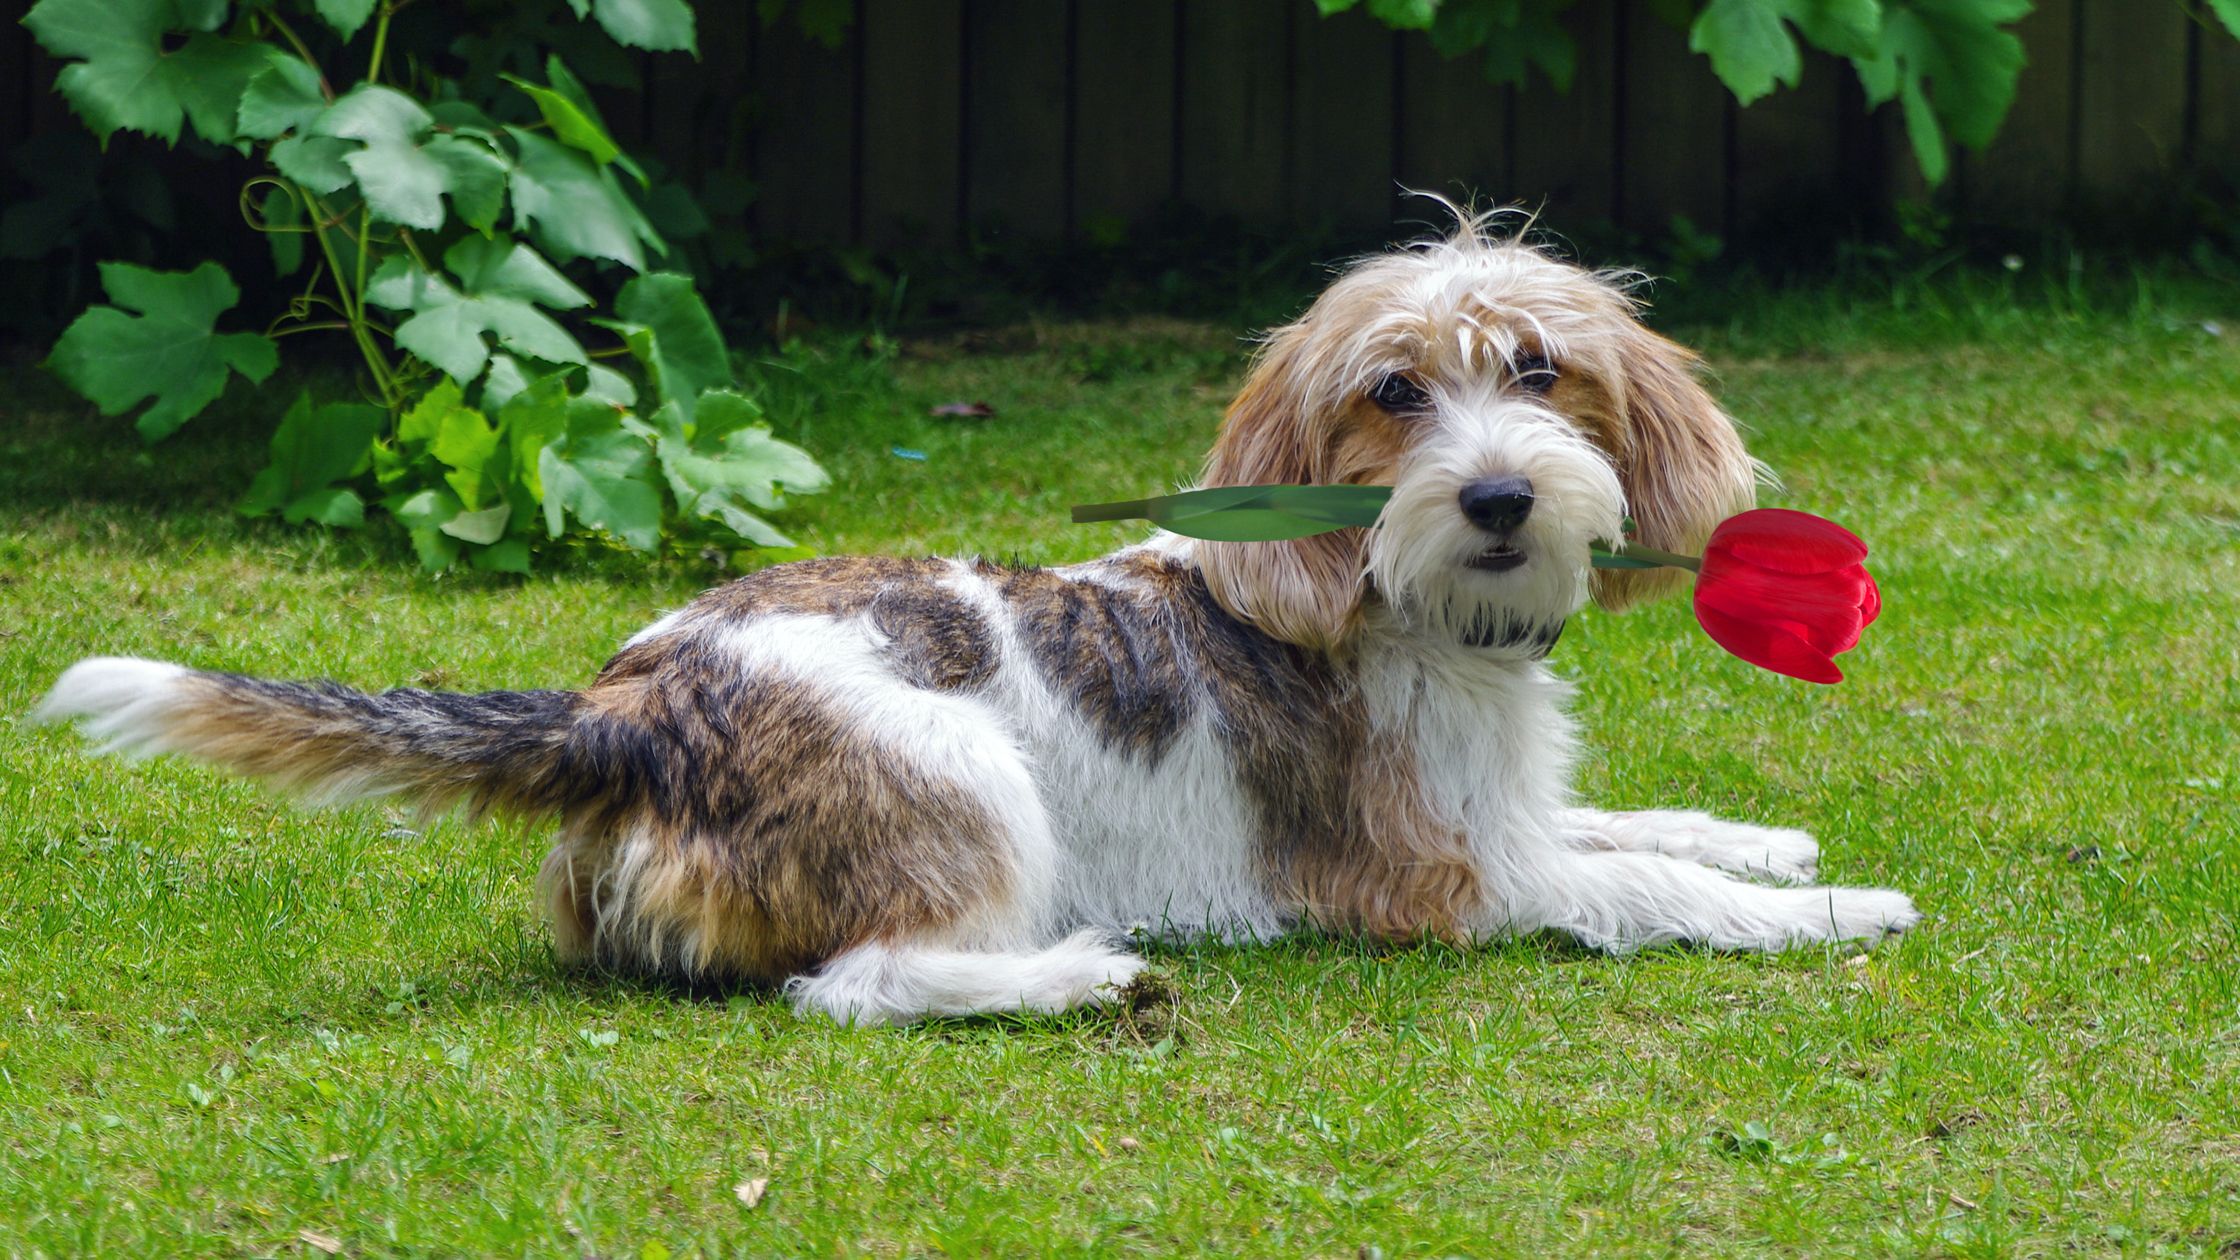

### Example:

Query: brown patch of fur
xmin=604 ymin=556 xmax=995 ymax=694
xmin=1087 ymin=550 xmax=1480 ymax=940
xmin=1588 ymin=329 xmax=1757 ymax=610
xmin=1193 ymin=338 xmax=1383 ymax=653
xmin=548 ymin=658 xmax=1015 ymax=982
xmin=979 ymin=558 xmax=1199 ymax=761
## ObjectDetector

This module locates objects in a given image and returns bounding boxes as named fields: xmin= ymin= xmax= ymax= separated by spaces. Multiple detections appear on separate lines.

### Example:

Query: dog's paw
xmin=1700 ymin=822 xmax=1820 ymax=883
xmin=1787 ymin=885 xmax=1920 ymax=947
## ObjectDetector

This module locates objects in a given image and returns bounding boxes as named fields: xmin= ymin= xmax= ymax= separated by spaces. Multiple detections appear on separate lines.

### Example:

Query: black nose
xmin=1459 ymin=477 xmax=1534 ymax=533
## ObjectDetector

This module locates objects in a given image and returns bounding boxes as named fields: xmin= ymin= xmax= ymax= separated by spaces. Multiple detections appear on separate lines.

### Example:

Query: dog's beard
xmin=1369 ymin=411 xmax=1622 ymax=652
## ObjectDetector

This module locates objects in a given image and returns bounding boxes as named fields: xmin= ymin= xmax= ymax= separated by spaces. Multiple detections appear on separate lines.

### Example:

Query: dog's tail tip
xmin=34 ymin=656 xmax=197 ymax=745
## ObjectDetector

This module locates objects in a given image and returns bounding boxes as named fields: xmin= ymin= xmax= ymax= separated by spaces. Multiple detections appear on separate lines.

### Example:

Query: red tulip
xmin=1687 ymin=509 xmax=1881 ymax=684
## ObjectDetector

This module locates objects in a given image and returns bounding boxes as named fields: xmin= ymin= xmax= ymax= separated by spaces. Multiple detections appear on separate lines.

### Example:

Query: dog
xmin=36 ymin=218 xmax=1920 ymax=1025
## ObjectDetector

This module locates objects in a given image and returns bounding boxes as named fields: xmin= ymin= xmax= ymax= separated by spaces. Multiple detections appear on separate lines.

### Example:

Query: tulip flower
xmin=1075 ymin=489 xmax=1880 ymax=683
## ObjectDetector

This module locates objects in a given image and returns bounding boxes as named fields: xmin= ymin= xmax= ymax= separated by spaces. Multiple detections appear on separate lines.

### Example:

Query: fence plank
xmin=1394 ymin=36 xmax=1511 ymax=217
xmin=2076 ymin=0 xmax=2189 ymax=198
xmin=861 ymin=0 xmax=964 ymax=245
xmin=752 ymin=21 xmax=857 ymax=245
xmin=1731 ymin=53 xmax=1844 ymax=242
xmin=1289 ymin=5 xmax=1396 ymax=227
xmin=1511 ymin=0 xmax=1617 ymax=223
xmin=1617 ymin=9 xmax=1725 ymax=237
xmin=2198 ymin=16 xmax=2240 ymax=173
xmin=1967 ymin=0 xmax=2074 ymax=222
xmin=963 ymin=0 xmax=1068 ymax=239
xmin=1072 ymin=0 xmax=1176 ymax=233
xmin=1178 ymin=0 xmax=1290 ymax=222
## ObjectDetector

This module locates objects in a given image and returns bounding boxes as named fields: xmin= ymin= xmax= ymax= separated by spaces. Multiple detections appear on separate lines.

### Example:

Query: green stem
xmin=366 ymin=3 xmax=394 ymax=87
xmin=302 ymin=189 xmax=400 ymax=406
xmin=1603 ymin=541 xmax=1702 ymax=572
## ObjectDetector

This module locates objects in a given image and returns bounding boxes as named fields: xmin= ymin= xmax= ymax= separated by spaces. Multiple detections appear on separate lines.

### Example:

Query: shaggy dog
xmin=37 ymin=221 xmax=1919 ymax=1024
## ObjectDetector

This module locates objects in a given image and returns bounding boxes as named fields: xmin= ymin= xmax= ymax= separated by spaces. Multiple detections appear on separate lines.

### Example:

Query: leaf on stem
xmin=45 ymin=261 xmax=278 ymax=441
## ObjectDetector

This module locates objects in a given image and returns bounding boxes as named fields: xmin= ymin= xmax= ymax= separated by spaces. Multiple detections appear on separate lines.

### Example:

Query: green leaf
xmin=271 ymin=134 xmax=356 ymax=194
xmin=2213 ymin=0 xmax=2240 ymax=40
xmin=440 ymin=503 xmax=512 ymax=545
xmin=610 ymin=273 xmax=729 ymax=421
xmin=504 ymin=72 xmax=621 ymax=168
xmin=399 ymin=378 xmax=468 ymax=446
xmin=695 ymin=491 xmax=797 ymax=548
xmin=1897 ymin=73 xmax=1948 ymax=184
xmin=508 ymin=128 xmax=664 ymax=270
xmin=1693 ymin=0 xmax=1802 ymax=105
xmin=366 ymin=257 xmax=588 ymax=384
xmin=388 ymin=487 xmax=465 ymax=571
xmin=238 ymin=57 xmax=328 ymax=142
xmin=239 ymin=390 xmax=384 ymax=518
xmin=431 ymin=401 xmax=502 ymax=509
xmin=470 ymin=537 xmax=533 ymax=574
xmin=259 ymin=184 xmax=305 ymax=277
xmin=539 ymin=412 xmax=663 ymax=550
xmin=442 ymin=236 xmax=591 ymax=310
xmin=46 ymin=261 xmax=278 ymax=441
xmin=583 ymin=363 xmax=638 ymax=406
xmin=284 ymin=487 xmax=366 ymax=528
xmin=497 ymin=371 xmax=576 ymax=498
xmin=590 ymin=0 xmax=697 ymax=52
xmin=1363 ymin=0 xmax=1438 ymax=29
xmin=1849 ymin=0 xmax=2026 ymax=181
xmin=1072 ymin=484 xmax=1394 ymax=541
xmin=482 ymin=354 xmax=533 ymax=415
xmin=1314 ymin=0 xmax=1362 ymax=13
xmin=24 ymin=0 xmax=283 ymax=145
xmin=1781 ymin=0 xmax=1882 ymax=61
xmin=313 ymin=86 xmax=509 ymax=230
xmin=314 ymin=0 xmax=378 ymax=39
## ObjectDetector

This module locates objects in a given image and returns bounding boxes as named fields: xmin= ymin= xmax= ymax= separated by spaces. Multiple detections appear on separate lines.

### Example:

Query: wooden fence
xmin=6 ymin=0 xmax=2237 ymax=249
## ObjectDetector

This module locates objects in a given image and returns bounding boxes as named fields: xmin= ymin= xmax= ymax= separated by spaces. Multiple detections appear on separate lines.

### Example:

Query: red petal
xmin=1694 ymin=602 xmax=1843 ymax=683
xmin=1695 ymin=561 xmax=1871 ymax=654
xmin=1857 ymin=566 xmax=1881 ymax=628
xmin=1703 ymin=509 xmax=1867 ymax=575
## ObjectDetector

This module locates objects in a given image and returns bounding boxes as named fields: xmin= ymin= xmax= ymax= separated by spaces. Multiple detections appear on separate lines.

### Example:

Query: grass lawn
xmin=3 ymin=266 xmax=2238 ymax=1256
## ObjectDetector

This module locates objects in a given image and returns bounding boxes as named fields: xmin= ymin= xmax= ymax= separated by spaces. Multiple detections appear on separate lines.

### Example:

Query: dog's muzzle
xmin=1460 ymin=476 xmax=1533 ymax=571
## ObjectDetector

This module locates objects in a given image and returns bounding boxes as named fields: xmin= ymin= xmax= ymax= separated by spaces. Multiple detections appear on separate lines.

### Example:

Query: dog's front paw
xmin=1718 ymin=824 xmax=1820 ymax=883
xmin=1793 ymin=886 xmax=1920 ymax=947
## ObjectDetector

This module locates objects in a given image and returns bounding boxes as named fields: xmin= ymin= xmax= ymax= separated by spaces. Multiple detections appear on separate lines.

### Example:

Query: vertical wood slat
xmin=1178 ymin=0 xmax=1289 ymax=222
xmin=1288 ymin=5 xmax=1395 ymax=226
xmin=1070 ymin=0 xmax=1176 ymax=233
xmin=1617 ymin=10 xmax=1725 ymax=237
xmin=2075 ymin=0 xmax=2190 ymax=199
xmin=751 ymin=18 xmax=857 ymax=245
xmin=1730 ymin=52 xmax=1843 ymax=239
xmin=962 ymin=0 xmax=1068 ymax=239
xmin=2201 ymin=13 xmax=2240 ymax=172
xmin=1510 ymin=0 xmax=1617 ymax=222
xmin=1967 ymin=0 xmax=2074 ymax=222
xmin=1394 ymin=37 xmax=1511 ymax=215
xmin=860 ymin=0 xmax=963 ymax=245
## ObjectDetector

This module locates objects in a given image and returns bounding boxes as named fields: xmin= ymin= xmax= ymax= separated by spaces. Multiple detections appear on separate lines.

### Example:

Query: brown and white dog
xmin=37 ymin=220 xmax=1919 ymax=1024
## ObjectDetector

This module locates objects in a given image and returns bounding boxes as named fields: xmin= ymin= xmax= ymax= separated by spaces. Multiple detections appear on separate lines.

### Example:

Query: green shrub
xmin=23 ymin=0 xmax=827 ymax=573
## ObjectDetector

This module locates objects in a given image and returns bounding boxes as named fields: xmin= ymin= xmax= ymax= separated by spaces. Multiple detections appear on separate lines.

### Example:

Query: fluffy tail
xmin=34 ymin=656 xmax=588 ymax=818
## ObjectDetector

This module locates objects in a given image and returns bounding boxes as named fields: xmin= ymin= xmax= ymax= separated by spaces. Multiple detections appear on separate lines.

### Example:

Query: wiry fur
xmin=35 ymin=216 xmax=1917 ymax=1025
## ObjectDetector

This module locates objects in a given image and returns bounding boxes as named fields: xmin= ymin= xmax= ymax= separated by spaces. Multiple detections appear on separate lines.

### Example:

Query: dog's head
xmin=1196 ymin=215 xmax=1758 ymax=654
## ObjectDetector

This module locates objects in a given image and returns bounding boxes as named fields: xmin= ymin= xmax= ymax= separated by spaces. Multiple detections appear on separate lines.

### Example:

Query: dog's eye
xmin=1514 ymin=353 xmax=1558 ymax=395
xmin=1370 ymin=373 xmax=1430 ymax=413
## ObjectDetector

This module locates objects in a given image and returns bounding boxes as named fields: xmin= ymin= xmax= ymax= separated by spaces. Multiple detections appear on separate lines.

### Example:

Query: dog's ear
xmin=1592 ymin=328 xmax=1758 ymax=610
xmin=1194 ymin=338 xmax=1368 ymax=652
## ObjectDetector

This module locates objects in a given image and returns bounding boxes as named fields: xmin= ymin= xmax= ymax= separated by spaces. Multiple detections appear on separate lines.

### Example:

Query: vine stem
xmin=366 ymin=3 xmax=395 ymax=87
xmin=300 ymin=185 xmax=401 ymax=408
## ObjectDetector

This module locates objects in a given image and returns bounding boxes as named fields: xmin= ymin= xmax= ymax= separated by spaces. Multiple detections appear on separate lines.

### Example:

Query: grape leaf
xmin=1692 ymin=0 xmax=1801 ymax=105
xmin=238 ymin=390 xmax=385 ymax=523
xmin=313 ymin=86 xmax=509 ymax=230
xmin=1852 ymin=0 xmax=2026 ymax=180
xmin=607 ymin=273 xmax=728 ymax=422
xmin=2214 ymin=0 xmax=2240 ymax=39
xmin=539 ymin=411 xmax=663 ymax=550
xmin=271 ymin=134 xmax=356 ymax=194
xmin=315 ymin=0 xmax=378 ymax=39
xmin=507 ymin=128 xmax=664 ymax=269
xmin=387 ymin=487 xmax=466 ymax=571
xmin=24 ymin=0 xmax=284 ymax=145
xmin=239 ymin=58 xmax=329 ymax=141
xmin=365 ymin=254 xmax=588 ymax=384
xmin=45 ymin=261 xmax=278 ymax=441
xmin=590 ymin=0 xmax=697 ymax=52
xmin=503 ymin=73 xmax=620 ymax=167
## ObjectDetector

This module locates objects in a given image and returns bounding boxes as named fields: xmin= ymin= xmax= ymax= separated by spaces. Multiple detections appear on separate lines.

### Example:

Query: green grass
xmin=4 ymin=267 xmax=2239 ymax=1256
